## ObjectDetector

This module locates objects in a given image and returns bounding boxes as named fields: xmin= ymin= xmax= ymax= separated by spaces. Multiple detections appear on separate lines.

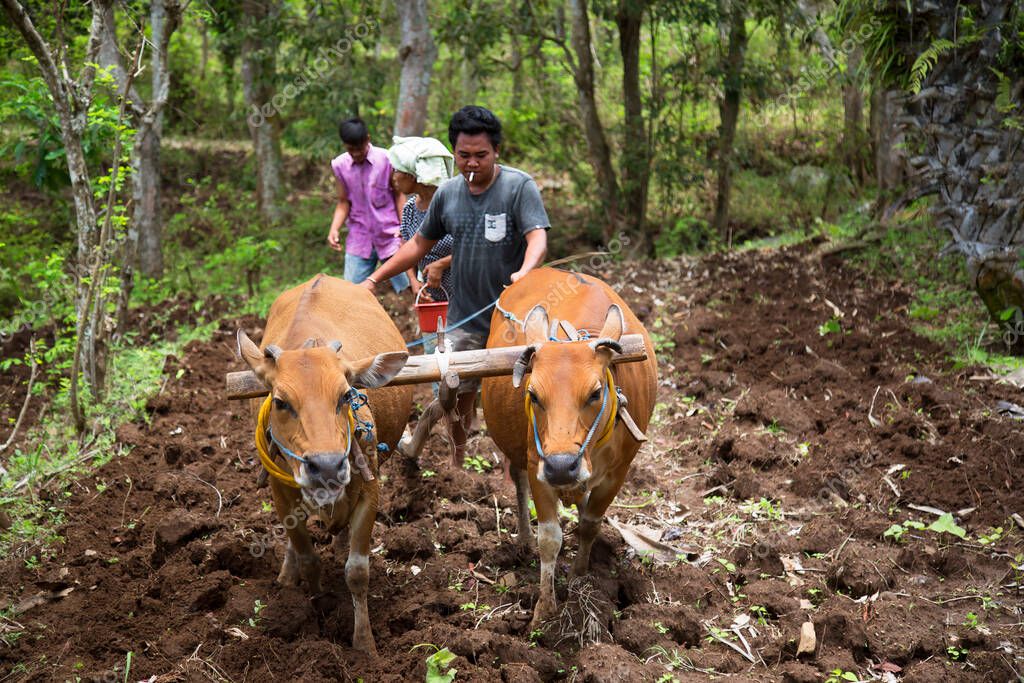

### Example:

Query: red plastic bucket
xmin=414 ymin=285 xmax=449 ymax=333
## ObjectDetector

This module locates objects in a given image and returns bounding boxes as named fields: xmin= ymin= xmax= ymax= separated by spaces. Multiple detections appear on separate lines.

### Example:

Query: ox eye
xmin=273 ymin=397 xmax=292 ymax=413
xmin=527 ymin=389 xmax=541 ymax=407
xmin=336 ymin=393 xmax=349 ymax=413
xmin=587 ymin=388 xmax=602 ymax=404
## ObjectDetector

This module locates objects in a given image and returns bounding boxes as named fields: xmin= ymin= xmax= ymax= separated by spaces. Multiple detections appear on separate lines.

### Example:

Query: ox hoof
xmin=528 ymin=605 xmax=557 ymax=633
xmin=514 ymin=532 xmax=536 ymax=550
xmin=569 ymin=560 xmax=590 ymax=579
xmin=276 ymin=564 xmax=300 ymax=587
xmin=353 ymin=632 xmax=377 ymax=656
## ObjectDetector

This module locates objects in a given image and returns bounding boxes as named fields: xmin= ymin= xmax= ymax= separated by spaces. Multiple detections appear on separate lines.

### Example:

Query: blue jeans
xmin=344 ymin=250 xmax=410 ymax=293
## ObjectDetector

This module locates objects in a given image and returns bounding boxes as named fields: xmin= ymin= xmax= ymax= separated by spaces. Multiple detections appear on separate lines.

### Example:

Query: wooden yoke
xmin=225 ymin=333 xmax=649 ymax=400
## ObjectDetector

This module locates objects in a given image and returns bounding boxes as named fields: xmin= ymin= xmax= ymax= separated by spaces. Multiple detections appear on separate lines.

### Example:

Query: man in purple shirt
xmin=326 ymin=117 xmax=414 ymax=293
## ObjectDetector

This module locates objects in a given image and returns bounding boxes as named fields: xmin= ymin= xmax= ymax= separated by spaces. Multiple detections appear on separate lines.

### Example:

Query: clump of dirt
xmin=1 ymin=244 xmax=1023 ymax=681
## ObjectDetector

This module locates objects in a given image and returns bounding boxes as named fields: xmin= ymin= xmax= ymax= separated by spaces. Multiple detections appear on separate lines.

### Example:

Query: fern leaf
xmin=909 ymin=38 xmax=954 ymax=93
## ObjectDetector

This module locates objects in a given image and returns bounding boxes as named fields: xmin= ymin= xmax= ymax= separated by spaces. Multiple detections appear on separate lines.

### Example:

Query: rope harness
xmin=524 ymin=366 xmax=619 ymax=464
xmin=254 ymin=387 xmax=384 ymax=488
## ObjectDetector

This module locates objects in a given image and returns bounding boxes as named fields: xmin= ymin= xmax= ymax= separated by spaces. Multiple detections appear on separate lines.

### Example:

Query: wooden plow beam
xmin=225 ymin=333 xmax=648 ymax=400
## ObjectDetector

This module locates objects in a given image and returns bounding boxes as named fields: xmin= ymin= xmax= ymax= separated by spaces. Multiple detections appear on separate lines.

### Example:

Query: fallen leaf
xmin=796 ymin=620 xmax=816 ymax=656
xmin=607 ymin=518 xmax=693 ymax=564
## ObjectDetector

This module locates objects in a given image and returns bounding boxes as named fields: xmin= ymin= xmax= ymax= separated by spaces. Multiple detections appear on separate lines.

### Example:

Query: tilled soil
xmin=2 ymin=244 xmax=1023 ymax=682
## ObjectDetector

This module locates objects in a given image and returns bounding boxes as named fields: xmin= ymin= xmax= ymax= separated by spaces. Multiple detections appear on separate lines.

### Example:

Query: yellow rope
xmin=254 ymin=395 xmax=356 ymax=489
xmin=524 ymin=368 xmax=619 ymax=451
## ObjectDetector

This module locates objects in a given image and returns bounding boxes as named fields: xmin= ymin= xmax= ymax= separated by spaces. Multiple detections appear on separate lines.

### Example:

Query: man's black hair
xmin=338 ymin=117 xmax=369 ymax=145
xmin=448 ymin=105 xmax=502 ymax=149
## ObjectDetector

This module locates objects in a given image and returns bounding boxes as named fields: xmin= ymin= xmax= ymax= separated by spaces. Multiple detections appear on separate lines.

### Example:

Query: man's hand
xmin=327 ymin=227 xmax=343 ymax=252
xmin=360 ymin=278 xmax=377 ymax=293
xmin=510 ymin=269 xmax=526 ymax=284
xmin=424 ymin=260 xmax=447 ymax=289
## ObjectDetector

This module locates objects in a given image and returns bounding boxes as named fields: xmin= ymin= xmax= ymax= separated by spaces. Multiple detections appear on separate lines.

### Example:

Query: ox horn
xmin=328 ymin=340 xmax=342 ymax=353
xmin=512 ymin=345 xmax=537 ymax=388
xmin=588 ymin=338 xmax=623 ymax=355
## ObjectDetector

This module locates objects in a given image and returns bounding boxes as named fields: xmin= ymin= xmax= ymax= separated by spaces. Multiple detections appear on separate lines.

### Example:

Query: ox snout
xmin=541 ymin=453 xmax=585 ymax=487
xmin=301 ymin=452 xmax=350 ymax=502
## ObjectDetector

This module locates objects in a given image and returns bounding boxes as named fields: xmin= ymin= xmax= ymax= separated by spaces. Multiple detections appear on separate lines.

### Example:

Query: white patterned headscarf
xmin=387 ymin=136 xmax=454 ymax=187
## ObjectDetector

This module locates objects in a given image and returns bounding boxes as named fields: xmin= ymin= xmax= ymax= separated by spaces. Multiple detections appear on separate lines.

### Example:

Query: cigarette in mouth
xmin=469 ymin=171 xmax=475 ymax=183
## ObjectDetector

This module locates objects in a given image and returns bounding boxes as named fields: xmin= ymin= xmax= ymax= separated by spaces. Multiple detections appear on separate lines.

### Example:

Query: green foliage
xmin=0 ymin=66 xmax=125 ymax=189
xmin=411 ymin=645 xmax=457 ymax=683
xmin=927 ymin=513 xmax=966 ymax=539
xmin=462 ymin=455 xmax=493 ymax=474
xmin=655 ymin=214 xmax=713 ymax=257
xmin=908 ymin=38 xmax=955 ymax=93
xmin=0 ymin=318 xmax=219 ymax=557
xmin=825 ymin=670 xmax=858 ymax=683
xmin=818 ymin=318 xmax=842 ymax=336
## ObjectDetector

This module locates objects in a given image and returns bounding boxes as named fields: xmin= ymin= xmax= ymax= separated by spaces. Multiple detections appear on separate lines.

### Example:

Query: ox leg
xmin=345 ymin=494 xmax=377 ymax=655
xmin=571 ymin=477 xmax=624 ymax=578
xmin=271 ymin=484 xmax=320 ymax=591
xmin=511 ymin=466 xmax=534 ymax=548
xmin=530 ymin=484 xmax=562 ymax=630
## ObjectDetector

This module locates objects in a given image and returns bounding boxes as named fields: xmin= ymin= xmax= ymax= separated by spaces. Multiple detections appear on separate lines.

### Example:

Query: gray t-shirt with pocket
xmin=418 ymin=166 xmax=550 ymax=335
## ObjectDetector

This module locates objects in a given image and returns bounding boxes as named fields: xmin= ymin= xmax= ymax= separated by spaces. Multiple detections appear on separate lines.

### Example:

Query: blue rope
xmin=267 ymin=388 xmax=372 ymax=463
xmin=405 ymin=297 xmax=503 ymax=349
xmin=268 ymin=418 xmax=353 ymax=465
xmin=530 ymin=380 xmax=609 ymax=462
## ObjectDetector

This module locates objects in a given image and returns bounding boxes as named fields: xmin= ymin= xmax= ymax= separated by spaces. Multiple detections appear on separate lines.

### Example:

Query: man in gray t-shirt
xmin=363 ymin=106 xmax=549 ymax=461
xmin=417 ymin=166 xmax=549 ymax=335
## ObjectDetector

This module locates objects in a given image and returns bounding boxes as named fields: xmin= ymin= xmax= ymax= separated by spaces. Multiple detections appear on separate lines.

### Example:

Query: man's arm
xmin=510 ymin=229 xmax=547 ymax=283
xmin=327 ymin=180 xmax=350 ymax=252
xmin=363 ymin=232 xmax=438 ymax=291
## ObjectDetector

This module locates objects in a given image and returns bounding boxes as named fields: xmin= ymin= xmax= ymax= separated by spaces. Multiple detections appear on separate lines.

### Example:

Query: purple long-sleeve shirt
xmin=330 ymin=144 xmax=402 ymax=259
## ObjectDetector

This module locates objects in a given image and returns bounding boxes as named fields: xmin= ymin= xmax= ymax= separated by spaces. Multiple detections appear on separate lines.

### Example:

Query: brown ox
xmin=236 ymin=274 xmax=411 ymax=654
xmin=481 ymin=268 xmax=657 ymax=628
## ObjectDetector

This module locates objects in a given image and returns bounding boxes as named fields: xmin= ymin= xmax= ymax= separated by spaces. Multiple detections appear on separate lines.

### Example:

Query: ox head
xmin=512 ymin=304 xmax=624 ymax=489
xmin=237 ymin=330 xmax=408 ymax=506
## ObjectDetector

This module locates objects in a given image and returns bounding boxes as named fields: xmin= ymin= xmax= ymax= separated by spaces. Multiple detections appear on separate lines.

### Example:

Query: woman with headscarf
xmin=387 ymin=136 xmax=455 ymax=306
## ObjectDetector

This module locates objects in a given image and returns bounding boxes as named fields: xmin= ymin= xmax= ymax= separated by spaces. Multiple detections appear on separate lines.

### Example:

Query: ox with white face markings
xmin=235 ymin=274 xmax=413 ymax=655
xmin=481 ymin=268 xmax=658 ymax=632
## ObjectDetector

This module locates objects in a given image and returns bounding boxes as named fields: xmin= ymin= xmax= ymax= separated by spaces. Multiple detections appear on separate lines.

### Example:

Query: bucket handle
xmin=415 ymin=282 xmax=450 ymax=306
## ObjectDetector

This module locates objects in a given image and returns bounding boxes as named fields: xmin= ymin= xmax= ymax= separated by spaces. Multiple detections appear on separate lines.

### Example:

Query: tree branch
xmin=0 ymin=0 xmax=69 ymax=108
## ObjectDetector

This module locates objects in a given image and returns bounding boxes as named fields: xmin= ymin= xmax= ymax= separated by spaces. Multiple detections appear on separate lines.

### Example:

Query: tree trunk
xmin=200 ymin=19 xmax=209 ymax=81
xmin=132 ymin=0 xmax=180 ymax=280
xmin=893 ymin=0 xmax=1024 ymax=350
xmin=842 ymin=46 xmax=868 ymax=185
xmin=241 ymin=0 xmax=284 ymax=224
xmin=1 ymin=0 xmax=107 ymax=400
xmin=510 ymin=34 xmax=524 ymax=111
xmin=616 ymin=0 xmax=649 ymax=246
xmin=567 ymin=0 xmax=623 ymax=241
xmin=221 ymin=46 xmax=238 ymax=119
xmin=460 ymin=55 xmax=478 ymax=104
xmin=393 ymin=0 xmax=436 ymax=137
xmin=868 ymin=81 xmax=905 ymax=199
xmin=712 ymin=0 xmax=747 ymax=242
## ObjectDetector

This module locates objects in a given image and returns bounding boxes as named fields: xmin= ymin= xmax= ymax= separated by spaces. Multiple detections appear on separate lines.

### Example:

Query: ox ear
xmin=523 ymin=305 xmax=549 ymax=346
xmin=349 ymin=351 xmax=409 ymax=389
xmin=237 ymin=329 xmax=275 ymax=385
xmin=597 ymin=304 xmax=625 ymax=342
xmin=512 ymin=345 xmax=537 ymax=388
